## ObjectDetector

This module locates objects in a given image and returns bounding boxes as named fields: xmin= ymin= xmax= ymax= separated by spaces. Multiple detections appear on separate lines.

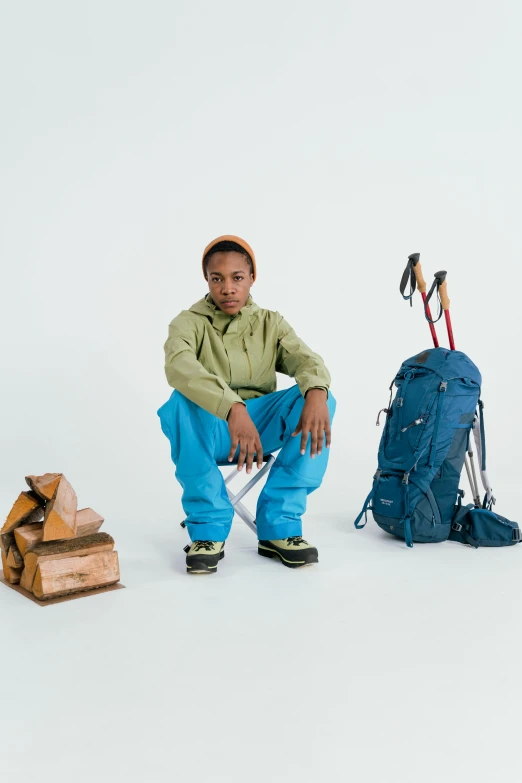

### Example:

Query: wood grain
xmin=0 ymin=531 xmax=15 ymax=555
xmin=14 ymin=523 xmax=44 ymax=557
xmin=6 ymin=544 xmax=23 ymax=569
xmin=25 ymin=473 xmax=62 ymax=501
xmin=33 ymin=550 xmax=120 ymax=600
xmin=22 ymin=533 xmax=114 ymax=593
xmin=76 ymin=508 xmax=104 ymax=537
xmin=42 ymin=476 xmax=78 ymax=541
xmin=2 ymin=492 xmax=44 ymax=534
xmin=1 ymin=550 xmax=23 ymax=584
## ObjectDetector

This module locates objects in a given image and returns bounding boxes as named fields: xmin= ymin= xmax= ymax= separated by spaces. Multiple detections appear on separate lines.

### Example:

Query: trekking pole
xmin=464 ymin=453 xmax=481 ymax=507
xmin=400 ymin=253 xmax=439 ymax=348
xmin=437 ymin=271 xmax=456 ymax=350
xmin=424 ymin=271 xmax=456 ymax=350
xmin=472 ymin=411 xmax=496 ymax=508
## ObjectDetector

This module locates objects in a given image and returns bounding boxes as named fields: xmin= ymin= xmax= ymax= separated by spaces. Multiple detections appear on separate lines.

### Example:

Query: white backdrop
xmin=1 ymin=0 xmax=521 ymax=547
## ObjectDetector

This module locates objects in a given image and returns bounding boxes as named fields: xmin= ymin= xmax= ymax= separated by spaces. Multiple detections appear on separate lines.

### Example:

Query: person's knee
xmin=158 ymin=391 xmax=209 ymax=434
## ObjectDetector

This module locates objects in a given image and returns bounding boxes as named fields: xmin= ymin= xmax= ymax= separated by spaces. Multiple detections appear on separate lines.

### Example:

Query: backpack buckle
xmin=452 ymin=522 xmax=463 ymax=532
xmin=513 ymin=528 xmax=520 ymax=542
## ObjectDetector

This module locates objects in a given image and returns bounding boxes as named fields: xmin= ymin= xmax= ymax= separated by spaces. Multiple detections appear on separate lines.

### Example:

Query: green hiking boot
xmin=258 ymin=537 xmax=318 ymax=568
xmin=185 ymin=540 xmax=225 ymax=574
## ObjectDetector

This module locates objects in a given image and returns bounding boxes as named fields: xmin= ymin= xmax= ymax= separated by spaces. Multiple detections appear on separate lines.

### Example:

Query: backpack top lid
xmin=400 ymin=347 xmax=482 ymax=386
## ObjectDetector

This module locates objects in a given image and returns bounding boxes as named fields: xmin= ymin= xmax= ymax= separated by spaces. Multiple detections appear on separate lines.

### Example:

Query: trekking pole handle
xmin=434 ymin=270 xmax=450 ymax=311
xmin=409 ymin=253 xmax=427 ymax=294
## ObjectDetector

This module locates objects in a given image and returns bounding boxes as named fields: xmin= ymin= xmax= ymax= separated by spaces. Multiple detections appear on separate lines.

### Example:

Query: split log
xmin=6 ymin=543 xmax=23 ymax=569
xmin=76 ymin=508 xmax=104 ymax=537
xmin=21 ymin=533 xmax=114 ymax=593
xmin=14 ymin=523 xmax=44 ymax=557
xmin=42 ymin=476 xmax=77 ymax=541
xmin=25 ymin=473 xmax=62 ymax=502
xmin=14 ymin=511 xmax=104 ymax=555
xmin=1 ymin=550 xmax=23 ymax=585
xmin=0 ymin=531 xmax=15 ymax=555
xmin=32 ymin=550 xmax=120 ymax=600
xmin=2 ymin=492 xmax=44 ymax=534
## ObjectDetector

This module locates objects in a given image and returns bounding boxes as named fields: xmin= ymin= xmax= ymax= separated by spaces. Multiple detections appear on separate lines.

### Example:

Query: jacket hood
xmin=189 ymin=295 xmax=260 ymax=334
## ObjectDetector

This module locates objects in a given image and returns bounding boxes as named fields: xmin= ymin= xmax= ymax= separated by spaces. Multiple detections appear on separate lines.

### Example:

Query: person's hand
xmin=227 ymin=403 xmax=264 ymax=473
xmin=292 ymin=389 xmax=331 ymax=458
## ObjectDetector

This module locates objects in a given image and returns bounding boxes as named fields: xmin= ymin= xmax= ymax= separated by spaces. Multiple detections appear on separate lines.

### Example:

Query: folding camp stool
xmin=181 ymin=454 xmax=276 ymax=535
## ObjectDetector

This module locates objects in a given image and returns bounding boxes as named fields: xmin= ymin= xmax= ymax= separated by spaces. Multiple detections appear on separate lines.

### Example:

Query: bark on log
xmin=0 ymin=531 xmax=15 ymax=555
xmin=32 ymin=550 xmax=120 ymax=600
xmin=42 ymin=476 xmax=78 ymax=541
xmin=22 ymin=532 xmax=115 ymax=592
xmin=25 ymin=473 xmax=62 ymax=502
xmin=2 ymin=492 xmax=44 ymax=534
xmin=6 ymin=543 xmax=23 ymax=569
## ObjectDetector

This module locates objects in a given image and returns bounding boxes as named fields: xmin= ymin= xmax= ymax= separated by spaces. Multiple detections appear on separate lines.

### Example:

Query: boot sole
xmin=186 ymin=550 xmax=225 ymax=574
xmin=258 ymin=546 xmax=318 ymax=569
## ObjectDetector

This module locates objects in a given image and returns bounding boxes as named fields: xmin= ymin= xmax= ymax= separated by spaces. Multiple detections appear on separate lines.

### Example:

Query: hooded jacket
xmin=164 ymin=295 xmax=331 ymax=420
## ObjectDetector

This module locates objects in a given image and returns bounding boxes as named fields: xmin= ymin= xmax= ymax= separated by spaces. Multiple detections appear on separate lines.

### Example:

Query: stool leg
xmin=224 ymin=455 xmax=276 ymax=534
xmin=226 ymin=491 xmax=257 ymax=533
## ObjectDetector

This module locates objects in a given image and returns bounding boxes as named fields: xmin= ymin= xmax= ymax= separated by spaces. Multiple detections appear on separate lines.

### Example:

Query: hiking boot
xmin=258 ymin=537 xmax=318 ymax=568
xmin=184 ymin=541 xmax=225 ymax=574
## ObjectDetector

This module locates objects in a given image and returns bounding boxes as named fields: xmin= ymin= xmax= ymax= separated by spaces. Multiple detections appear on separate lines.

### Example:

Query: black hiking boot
xmin=257 ymin=537 xmax=318 ymax=568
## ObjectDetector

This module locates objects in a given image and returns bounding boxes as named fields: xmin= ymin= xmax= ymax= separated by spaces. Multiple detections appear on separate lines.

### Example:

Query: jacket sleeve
xmin=275 ymin=316 xmax=331 ymax=396
xmin=164 ymin=314 xmax=245 ymax=420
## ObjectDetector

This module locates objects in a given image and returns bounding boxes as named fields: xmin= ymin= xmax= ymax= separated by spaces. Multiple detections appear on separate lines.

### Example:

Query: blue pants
xmin=157 ymin=385 xmax=336 ymax=542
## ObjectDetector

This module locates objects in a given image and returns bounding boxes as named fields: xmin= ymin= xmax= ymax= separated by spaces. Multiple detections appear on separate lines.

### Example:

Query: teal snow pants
xmin=157 ymin=384 xmax=336 ymax=542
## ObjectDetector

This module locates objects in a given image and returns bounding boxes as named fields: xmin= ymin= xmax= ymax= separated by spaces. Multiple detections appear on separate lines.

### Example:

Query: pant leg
xmin=157 ymin=391 xmax=233 ymax=542
xmin=247 ymin=385 xmax=337 ymax=540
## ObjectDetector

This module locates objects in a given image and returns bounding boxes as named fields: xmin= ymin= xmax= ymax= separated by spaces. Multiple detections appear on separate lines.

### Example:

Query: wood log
xmin=0 ymin=531 xmax=15 ymax=555
xmin=32 ymin=550 xmax=120 ymax=600
xmin=14 ymin=523 xmax=44 ymax=556
xmin=6 ymin=543 xmax=23 ymax=569
xmin=1 ymin=492 xmax=44 ymax=534
xmin=42 ymin=476 xmax=77 ymax=541
xmin=76 ymin=508 xmax=104 ymax=537
xmin=1 ymin=550 xmax=23 ymax=584
xmin=21 ymin=533 xmax=115 ymax=593
xmin=25 ymin=473 xmax=62 ymax=501
xmin=14 ymin=511 xmax=104 ymax=555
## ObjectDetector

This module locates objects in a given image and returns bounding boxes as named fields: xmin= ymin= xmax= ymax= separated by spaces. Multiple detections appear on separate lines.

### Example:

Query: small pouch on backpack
xmin=449 ymin=503 xmax=521 ymax=548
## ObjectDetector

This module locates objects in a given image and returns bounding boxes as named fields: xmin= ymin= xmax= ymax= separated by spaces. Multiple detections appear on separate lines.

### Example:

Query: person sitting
xmin=157 ymin=235 xmax=336 ymax=574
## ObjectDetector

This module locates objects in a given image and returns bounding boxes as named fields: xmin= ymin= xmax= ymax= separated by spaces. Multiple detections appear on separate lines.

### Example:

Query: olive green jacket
xmin=164 ymin=295 xmax=331 ymax=420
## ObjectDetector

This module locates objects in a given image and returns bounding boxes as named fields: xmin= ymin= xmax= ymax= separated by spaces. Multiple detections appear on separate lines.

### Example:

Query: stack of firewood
xmin=1 ymin=473 xmax=120 ymax=601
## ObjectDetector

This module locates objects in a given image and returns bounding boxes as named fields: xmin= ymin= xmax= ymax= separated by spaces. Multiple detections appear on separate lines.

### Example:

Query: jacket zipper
xmin=243 ymin=338 xmax=252 ymax=379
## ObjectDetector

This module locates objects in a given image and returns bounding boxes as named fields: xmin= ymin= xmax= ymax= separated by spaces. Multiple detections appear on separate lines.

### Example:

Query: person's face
xmin=206 ymin=252 xmax=254 ymax=315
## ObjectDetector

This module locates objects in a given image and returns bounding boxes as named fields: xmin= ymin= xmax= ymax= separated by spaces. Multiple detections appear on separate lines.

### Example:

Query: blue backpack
xmin=354 ymin=347 xmax=520 ymax=548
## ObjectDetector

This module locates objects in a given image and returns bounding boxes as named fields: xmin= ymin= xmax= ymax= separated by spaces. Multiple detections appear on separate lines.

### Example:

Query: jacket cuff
xmin=305 ymin=386 xmax=329 ymax=399
xmin=217 ymin=391 xmax=246 ymax=421
xmin=300 ymin=378 xmax=330 ymax=399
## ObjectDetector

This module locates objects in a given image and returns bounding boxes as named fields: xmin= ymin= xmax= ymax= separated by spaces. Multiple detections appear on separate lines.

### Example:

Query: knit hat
xmin=202 ymin=235 xmax=256 ymax=281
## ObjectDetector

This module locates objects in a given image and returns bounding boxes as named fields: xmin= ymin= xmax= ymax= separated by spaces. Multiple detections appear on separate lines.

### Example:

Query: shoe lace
xmin=193 ymin=540 xmax=216 ymax=552
xmin=286 ymin=536 xmax=308 ymax=547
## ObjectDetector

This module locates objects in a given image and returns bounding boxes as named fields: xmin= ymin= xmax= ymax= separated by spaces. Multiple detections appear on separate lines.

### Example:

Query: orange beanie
xmin=202 ymin=235 xmax=257 ymax=281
